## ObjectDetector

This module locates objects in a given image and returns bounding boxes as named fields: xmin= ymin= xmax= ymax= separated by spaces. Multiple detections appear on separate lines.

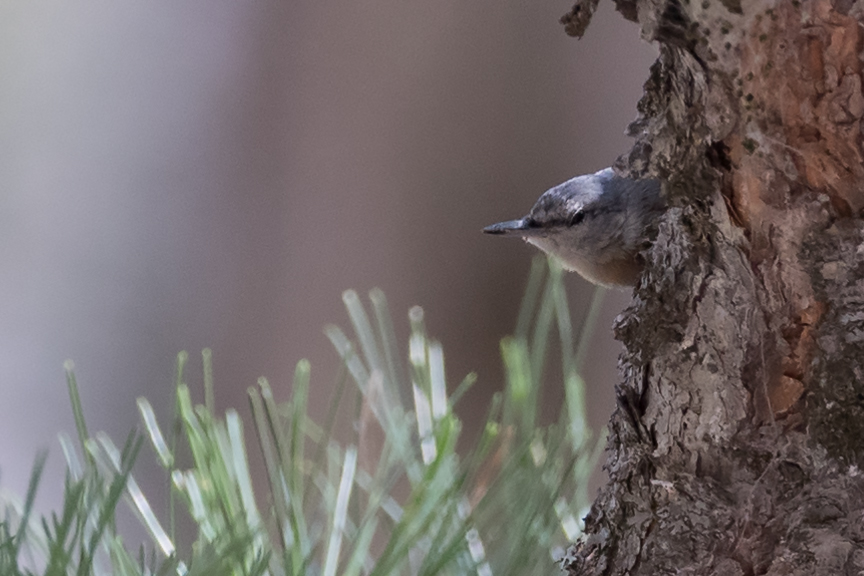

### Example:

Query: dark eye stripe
xmin=568 ymin=211 xmax=585 ymax=226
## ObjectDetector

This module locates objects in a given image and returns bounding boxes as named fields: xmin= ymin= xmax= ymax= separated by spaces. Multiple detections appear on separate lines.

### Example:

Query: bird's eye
xmin=568 ymin=211 xmax=585 ymax=226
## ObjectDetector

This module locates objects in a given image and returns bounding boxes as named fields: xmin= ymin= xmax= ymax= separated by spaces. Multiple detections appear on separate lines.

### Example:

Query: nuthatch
xmin=483 ymin=168 xmax=664 ymax=288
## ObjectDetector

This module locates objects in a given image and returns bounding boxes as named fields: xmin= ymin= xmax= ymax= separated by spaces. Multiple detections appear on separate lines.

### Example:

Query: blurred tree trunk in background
xmin=561 ymin=0 xmax=864 ymax=573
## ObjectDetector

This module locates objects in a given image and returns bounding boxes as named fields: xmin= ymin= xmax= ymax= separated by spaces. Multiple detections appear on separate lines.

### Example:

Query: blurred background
xmin=0 ymin=0 xmax=655 ymax=523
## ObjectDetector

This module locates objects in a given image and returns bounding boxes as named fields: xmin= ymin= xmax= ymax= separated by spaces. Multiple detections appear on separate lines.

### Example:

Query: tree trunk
xmin=560 ymin=1 xmax=864 ymax=574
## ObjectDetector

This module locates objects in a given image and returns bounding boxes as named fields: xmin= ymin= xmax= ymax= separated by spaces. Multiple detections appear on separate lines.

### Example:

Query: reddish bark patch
xmin=733 ymin=1 xmax=864 ymax=219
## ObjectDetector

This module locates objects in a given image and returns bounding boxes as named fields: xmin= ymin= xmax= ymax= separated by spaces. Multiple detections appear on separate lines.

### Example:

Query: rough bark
xmin=561 ymin=1 xmax=864 ymax=574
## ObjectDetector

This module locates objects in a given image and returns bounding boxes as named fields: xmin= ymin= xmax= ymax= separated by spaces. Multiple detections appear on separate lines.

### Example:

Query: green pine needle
xmin=1 ymin=256 xmax=603 ymax=576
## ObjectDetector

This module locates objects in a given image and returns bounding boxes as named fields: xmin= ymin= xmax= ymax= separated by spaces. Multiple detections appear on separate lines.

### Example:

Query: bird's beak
xmin=483 ymin=218 xmax=540 ymax=236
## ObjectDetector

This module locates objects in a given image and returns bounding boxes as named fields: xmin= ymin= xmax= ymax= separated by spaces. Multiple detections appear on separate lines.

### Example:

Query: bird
xmin=483 ymin=168 xmax=664 ymax=288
